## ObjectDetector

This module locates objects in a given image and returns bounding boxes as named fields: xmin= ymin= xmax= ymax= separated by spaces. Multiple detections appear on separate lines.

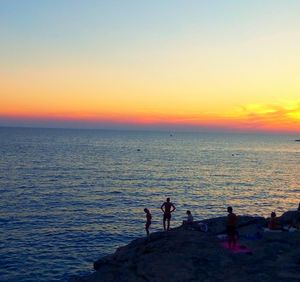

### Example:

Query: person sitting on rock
xmin=144 ymin=208 xmax=152 ymax=237
xmin=161 ymin=197 xmax=176 ymax=231
xmin=268 ymin=212 xmax=281 ymax=230
xmin=183 ymin=210 xmax=194 ymax=225
xmin=226 ymin=206 xmax=237 ymax=249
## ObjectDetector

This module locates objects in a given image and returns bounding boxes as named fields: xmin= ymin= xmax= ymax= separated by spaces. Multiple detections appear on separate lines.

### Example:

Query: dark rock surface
xmin=279 ymin=211 xmax=300 ymax=225
xmin=70 ymin=213 xmax=300 ymax=282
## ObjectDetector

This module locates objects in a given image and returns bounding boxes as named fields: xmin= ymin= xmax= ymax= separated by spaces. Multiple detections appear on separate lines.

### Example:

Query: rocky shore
xmin=70 ymin=211 xmax=300 ymax=282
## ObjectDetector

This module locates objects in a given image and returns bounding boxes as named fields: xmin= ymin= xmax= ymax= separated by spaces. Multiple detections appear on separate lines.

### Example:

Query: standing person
xmin=144 ymin=208 xmax=152 ymax=237
xmin=226 ymin=206 xmax=237 ymax=249
xmin=161 ymin=197 xmax=176 ymax=231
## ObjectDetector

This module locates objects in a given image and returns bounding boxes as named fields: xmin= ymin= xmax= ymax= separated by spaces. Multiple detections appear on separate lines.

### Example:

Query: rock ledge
xmin=70 ymin=211 xmax=300 ymax=282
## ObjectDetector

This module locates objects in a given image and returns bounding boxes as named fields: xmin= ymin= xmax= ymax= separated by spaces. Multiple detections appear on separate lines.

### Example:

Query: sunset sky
xmin=1 ymin=0 xmax=300 ymax=133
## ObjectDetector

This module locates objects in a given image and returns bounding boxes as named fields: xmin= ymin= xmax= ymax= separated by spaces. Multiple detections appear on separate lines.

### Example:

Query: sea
xmin=0 ymin=127 xmax=299 ymax=281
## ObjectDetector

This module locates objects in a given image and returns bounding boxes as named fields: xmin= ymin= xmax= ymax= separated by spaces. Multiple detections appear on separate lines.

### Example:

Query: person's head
xmin=227 ymin=206 xmax=233 ymax=213
xmin=166 ymin=197 xmax=170 ymax=202
xmin=271 ymin=211 xmax=276 ymax=218
xmin=186 ymin=210 xmax=191 ymax=215
xmin=144 ymin=208 xmax=149 ymax=214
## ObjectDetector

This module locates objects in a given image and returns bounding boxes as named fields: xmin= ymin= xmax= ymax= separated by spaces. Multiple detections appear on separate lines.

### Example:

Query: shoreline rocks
xmin=70 ymin=211 xmax=300 ymax=282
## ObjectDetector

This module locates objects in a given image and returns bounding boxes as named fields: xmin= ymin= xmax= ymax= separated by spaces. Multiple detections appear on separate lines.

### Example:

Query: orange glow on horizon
xmin=1 ymin=100 xmax=299 ymax=134
xmin=1 ymin=66 xmax=299 ymax=133
xmin=1 ymin=62 xmax=300 ymax=134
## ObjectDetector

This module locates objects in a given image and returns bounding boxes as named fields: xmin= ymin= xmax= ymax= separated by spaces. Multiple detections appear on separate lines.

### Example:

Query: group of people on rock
xmin=144 ymin=197 xmax=176 ymax=236
xmin=143 ymin=197 xmax=238 ymax=248
xmin=144 ymin=199 xmax=300 ymax=249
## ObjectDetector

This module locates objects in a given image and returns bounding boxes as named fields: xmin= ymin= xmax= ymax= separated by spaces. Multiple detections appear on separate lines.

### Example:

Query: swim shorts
xmin=163 ymin=213 xmax=171 ymax=220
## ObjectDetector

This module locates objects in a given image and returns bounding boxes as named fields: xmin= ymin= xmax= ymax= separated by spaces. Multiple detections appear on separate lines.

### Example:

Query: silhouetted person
xmin=183 ymin=210 xmax=193 ymax=225
xmin=144 ymin=208 xmax=152 ymax=237
xmin=298 ymin=202 xmax=300 ymax=211
xmin=226 ymin=206 xmax=237 ymax=249
xmin=268 ymin=211 xmax=281 ymax=230
xmin=161 ymin=198 xmax=176 ymax=231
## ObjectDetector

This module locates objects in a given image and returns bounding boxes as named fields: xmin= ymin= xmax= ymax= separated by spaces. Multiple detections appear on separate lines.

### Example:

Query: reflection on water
xmin=0 ymin=127 xmax=299 ymax=281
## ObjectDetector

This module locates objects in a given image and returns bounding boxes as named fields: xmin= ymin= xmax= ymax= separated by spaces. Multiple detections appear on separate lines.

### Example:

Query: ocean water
xmin=0 ymin=127 xmax=299 ymax=281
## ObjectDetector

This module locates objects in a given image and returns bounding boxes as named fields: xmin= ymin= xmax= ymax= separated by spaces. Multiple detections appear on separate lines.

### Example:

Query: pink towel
xmin=220 ymin=242 xmax=252 ymax=254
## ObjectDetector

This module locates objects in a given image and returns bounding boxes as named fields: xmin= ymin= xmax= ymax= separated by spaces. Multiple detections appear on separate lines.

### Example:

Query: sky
xmin=0 ymin=0 xmax=300 ymax=133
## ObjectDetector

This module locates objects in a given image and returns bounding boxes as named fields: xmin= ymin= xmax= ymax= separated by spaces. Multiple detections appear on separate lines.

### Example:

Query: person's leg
xmin=226 ymin=227 xmax=231 ymax=248
xmin=228 ymin=227 xmax=234 ymax=248
xmin=232 ymin=234 xmax=237 ymax=248
xmin=145 ymin=225 xmax=149 ymax=236
xmin=163 ymin=218 xmax=166 ymax=231
xmin=167 ymin=219 xmax=170 ymax=231
xmin=227 ymin=235 xmax=231 ymax=248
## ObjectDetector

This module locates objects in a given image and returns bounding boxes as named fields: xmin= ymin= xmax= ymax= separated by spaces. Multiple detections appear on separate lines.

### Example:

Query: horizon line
xmin=1 ymin=124 xmax=299 ymax=136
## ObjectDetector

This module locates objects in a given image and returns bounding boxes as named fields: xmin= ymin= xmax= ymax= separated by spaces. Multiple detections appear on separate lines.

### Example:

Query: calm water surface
xmin=0 ymin=127 xmax=299 ymax=281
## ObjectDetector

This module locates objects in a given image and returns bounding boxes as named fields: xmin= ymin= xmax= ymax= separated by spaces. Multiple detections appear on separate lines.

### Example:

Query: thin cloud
xmin=235 ymin=100 xmax=300 ymax=131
